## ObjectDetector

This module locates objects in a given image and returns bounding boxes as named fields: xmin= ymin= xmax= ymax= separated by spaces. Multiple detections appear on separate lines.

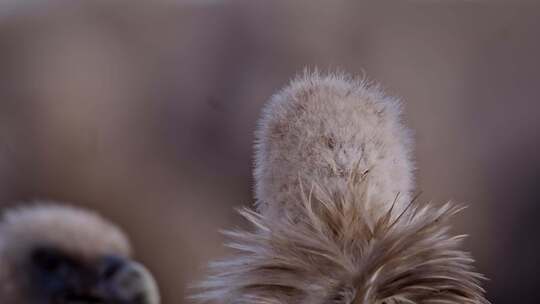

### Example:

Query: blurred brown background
xmin=0 ymin=0 xmax=538 ymax=303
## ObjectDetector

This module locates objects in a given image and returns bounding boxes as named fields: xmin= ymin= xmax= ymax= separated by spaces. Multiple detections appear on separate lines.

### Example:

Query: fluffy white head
xmin=255 ymin=72 xmax=414 ymax=221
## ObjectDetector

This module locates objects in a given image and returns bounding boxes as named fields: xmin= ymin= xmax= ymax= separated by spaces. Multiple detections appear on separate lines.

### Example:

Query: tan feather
xmin=195 ymin=178 xmax=487 ymax=304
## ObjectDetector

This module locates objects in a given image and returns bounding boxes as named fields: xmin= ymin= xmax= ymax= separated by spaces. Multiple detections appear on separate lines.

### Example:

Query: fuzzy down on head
xmin=194 ymin=72 xmax=488 ymax=304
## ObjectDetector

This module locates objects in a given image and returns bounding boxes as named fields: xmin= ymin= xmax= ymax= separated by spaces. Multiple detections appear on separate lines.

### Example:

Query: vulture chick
xmin=195 ymin=71 xmax=488 ymax=304
xmin=0 ymin=203 xmax=159 ymax=304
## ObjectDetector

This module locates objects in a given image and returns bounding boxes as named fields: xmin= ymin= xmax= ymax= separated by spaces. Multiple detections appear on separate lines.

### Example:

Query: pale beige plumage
xmin=195 ymin=71 xmax=488 ymax=304
xmin=255 ymin=71 xmax=414 ymax=222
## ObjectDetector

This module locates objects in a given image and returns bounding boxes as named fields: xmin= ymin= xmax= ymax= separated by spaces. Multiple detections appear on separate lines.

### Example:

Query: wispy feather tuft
xmin=194 ymin=179 xmax=488 ymax=304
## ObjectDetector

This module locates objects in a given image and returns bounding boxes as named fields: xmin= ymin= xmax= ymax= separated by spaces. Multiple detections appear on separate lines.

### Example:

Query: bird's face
xmin=26 ymin=246 xmax=158 ymax=304
xmin=0 ymin=204 xmax=160 ymax=304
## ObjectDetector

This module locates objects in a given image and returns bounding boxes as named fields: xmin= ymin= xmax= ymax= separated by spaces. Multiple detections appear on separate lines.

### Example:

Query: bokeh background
xmin=0 ymin=1 xmax=538 ymax=303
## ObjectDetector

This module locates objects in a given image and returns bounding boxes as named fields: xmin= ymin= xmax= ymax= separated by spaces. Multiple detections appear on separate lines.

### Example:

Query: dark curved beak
xmin=93 ymin=256 xmax=160 ymax=304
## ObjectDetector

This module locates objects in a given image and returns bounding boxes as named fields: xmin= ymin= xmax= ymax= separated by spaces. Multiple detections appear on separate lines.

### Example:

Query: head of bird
xmin=0 ymin=203 xmax=160 ymax=304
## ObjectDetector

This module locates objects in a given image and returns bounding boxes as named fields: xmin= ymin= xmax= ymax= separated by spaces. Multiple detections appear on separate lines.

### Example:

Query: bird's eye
xmin=31 ymin=247 xmax=68 ymax=273
xmin=29 ymin=247 xmax=81 ymax=297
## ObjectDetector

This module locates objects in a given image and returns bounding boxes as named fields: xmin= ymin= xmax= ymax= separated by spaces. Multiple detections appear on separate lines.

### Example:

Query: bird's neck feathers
xmin=195 ymin=177 xmax=487 ymax=304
